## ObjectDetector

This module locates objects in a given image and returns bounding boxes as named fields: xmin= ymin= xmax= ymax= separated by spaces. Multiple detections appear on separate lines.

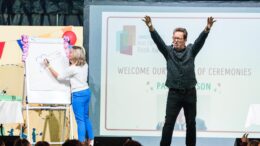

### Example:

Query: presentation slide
xmin=99 ymin=12 xmax=260 ymax=137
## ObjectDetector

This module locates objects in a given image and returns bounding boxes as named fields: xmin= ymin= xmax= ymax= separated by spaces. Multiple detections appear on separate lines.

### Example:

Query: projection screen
xmin=89 ymin=6 xmax=260 ymax=138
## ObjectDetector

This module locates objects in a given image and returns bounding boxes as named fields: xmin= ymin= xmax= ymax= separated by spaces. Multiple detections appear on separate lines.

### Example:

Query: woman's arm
xmin=44 ymin=59 xmax=59 ymax=78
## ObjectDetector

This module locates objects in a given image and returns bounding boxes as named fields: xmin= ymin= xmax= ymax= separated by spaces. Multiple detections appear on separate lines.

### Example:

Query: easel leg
xmin=62 ymin=106 xmax=66 ymax=141
xmin=70 ymin=105 xmax=74 ymax=139
xmin=26 ymin=104 xmax=31 ymax=142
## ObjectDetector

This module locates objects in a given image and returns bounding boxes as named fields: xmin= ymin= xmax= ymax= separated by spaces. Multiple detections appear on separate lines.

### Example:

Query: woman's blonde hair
xmin=70 ymin=46 xmax=86 ymax=66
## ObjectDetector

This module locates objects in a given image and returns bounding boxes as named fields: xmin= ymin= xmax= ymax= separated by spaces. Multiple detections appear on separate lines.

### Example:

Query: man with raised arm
xmin=143 ymin=16 xmax=216 ymax=146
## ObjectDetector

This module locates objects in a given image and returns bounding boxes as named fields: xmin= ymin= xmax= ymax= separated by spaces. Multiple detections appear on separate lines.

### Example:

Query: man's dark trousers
xmin=160 ymin=87 xmax=197 ymax=146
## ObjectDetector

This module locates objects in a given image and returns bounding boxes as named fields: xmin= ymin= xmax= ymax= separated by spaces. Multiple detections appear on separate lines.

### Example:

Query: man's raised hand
xmin=206 ymin=16 xmax=216 ymax=31
xmin=142 ymin=15 xmax=154 ymax=31
xmin=142 ymin=15 xmax=152 ymax=27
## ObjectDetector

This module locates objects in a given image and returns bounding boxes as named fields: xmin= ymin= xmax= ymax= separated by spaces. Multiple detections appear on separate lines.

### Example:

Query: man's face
xmin=173 ymin=31 xmax=186 ymax=50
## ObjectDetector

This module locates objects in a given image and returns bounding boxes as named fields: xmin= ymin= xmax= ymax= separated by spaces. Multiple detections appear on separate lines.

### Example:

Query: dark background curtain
xmin=0 ymin=0 xmax=83 ymax=26
xmin=1 ymin=0 xmax=259 ymax=26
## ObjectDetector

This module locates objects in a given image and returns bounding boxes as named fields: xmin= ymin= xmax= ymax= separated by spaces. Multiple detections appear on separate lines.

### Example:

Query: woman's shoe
xmin=87 ymin=139 xmax=94 ymax=146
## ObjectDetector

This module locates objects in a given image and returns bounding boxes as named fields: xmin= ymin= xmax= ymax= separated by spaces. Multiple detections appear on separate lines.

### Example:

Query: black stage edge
xmin=94 ymin=136 xmax=132 ymax=146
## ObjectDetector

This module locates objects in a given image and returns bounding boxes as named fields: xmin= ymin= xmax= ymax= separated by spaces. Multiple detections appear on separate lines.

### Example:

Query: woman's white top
xmin=57 ymin=64 xmax=89 ymax=93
